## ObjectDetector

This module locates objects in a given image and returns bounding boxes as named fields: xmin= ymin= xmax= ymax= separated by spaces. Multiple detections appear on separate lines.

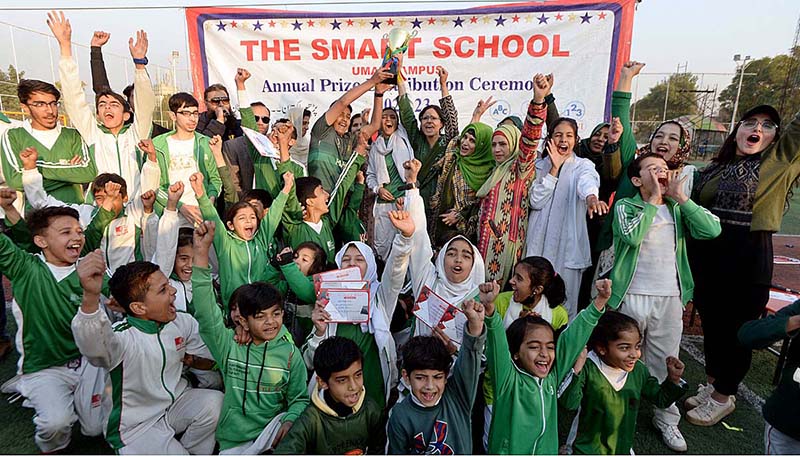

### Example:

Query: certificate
xmin=316 ymin=280 xmax=368 ymax=293
xmin=242 ymin=126 xmax=280 ymax=159
xmin=412 ymin=286 xmax=469 ymax=346
xmin=313 ymin=267 xmax=362 ymax=284
xmin=318 ymin=289 xmax=370 ymax=324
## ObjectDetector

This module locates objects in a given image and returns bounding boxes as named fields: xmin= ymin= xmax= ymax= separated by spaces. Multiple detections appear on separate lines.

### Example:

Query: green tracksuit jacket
xmin=486 ymin=305 xmax=604 ymax=455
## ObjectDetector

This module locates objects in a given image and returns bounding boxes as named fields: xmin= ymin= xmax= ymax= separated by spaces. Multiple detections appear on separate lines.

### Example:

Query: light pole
xmin=730 ymin=54 xmax=751 ymax=133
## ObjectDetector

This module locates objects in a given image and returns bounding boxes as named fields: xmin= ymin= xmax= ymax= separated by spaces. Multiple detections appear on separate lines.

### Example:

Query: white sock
xmin=711 ymin=396 xmax=729 ymax=406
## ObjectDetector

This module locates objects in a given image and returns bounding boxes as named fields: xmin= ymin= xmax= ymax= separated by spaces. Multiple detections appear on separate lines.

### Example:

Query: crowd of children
xmin=0 ymin=9 xmax=799 ymax=455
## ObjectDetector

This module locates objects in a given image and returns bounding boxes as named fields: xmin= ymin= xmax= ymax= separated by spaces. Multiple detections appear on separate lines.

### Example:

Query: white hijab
xmin=288 ymin=106 xmax=310 ymax=165
xmin=433 ymin=235 xmax=486 ymax=304
xmin=335 ymin=241 xmax=379 ymax=300
xmin=369 ymin=122 xmax=414 ymax=188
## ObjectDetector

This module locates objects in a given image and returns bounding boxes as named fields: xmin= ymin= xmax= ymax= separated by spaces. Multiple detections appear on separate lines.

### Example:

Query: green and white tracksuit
xmin=59 ymin=55 xmax=154 ymax=198
xmin=72 ymin=309 xmax=222 ymax=453
xmin=22 ymin=167 xmax=154 ymax=273
xmin=1 ymin=121 xmax=97 ymax=207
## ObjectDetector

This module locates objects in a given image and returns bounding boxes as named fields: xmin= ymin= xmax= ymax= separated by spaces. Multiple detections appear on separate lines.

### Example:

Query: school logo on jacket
xmin=174 ymin=336 xmax=185 ymax=350
xmin=412 ymin=420 xmax=453 ymax=455
xmin=114 ymin=224 xmax=129 ymax=236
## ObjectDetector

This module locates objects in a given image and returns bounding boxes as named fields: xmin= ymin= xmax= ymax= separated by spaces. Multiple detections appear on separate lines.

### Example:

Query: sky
xmin=0 ymin=0 xmax=798 ymax=104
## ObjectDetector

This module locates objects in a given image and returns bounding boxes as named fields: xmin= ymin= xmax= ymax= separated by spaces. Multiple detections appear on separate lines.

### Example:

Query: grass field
xmin=0 ymin=308 xmax=783 ymax=454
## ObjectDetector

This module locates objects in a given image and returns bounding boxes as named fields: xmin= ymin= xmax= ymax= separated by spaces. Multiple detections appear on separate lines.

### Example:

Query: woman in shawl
xmin=686 ymin=104 xmax=800 ymax=428
xmin=429 ymin=122 xmax=494 ymax=247
xmin=397 ymin=62 xmax=460 ymax=220
xmin=526 ymin=117 xmax=607 ymax=319
xmin=477 ymin=73 xmax=550 ymax=288
xmin=366 ymin=107 xmax=415 ymax=260
xmin=305 ymin=210 xmax=416 ymax=409
xmin=288 ymin=106 xmax=311 ymax=167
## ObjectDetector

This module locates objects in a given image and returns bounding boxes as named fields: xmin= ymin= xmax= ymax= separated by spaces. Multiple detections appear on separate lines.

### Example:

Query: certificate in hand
xmin=318 ymin=289 xmax=371 ymax=324
xmin=242 ymin=126 xmax=280 ymax=159
xmin=313 ymin=267 xmax=362 ymax=288
xmin=317 ymin=280 xmax=368 ymax=293
xmin=412 ymin=286 xmax=469 ymax=346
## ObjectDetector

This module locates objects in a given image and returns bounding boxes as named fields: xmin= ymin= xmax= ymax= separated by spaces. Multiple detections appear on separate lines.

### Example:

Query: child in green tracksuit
xmin=559 ymin=311 xmax=687 ymax=455
xmin=387 ymin=298 xmax=487 ymax=454
xmin=275 ymin=337 xmax=386 ymax=454
xmin=191 ymin=220 xmax=309 ymax=454
xmin=282 ymin=137 xmax=367 ymax=263
xmin=189 ymin=170 xmax=290 ymax=305
xmin=484 ymin=279 xmax=610 ymax=455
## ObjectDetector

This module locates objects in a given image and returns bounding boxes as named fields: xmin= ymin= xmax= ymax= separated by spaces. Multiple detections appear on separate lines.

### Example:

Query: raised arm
xmin=89 ymin=31 xmax=111 ymax=93
xmin=50 ymin=11 xmax=97 ymax=143
xmin=438 ymin=67 xmax=460 ymax=140
xmin=518 ymin=74 xmax=551 ymax=173
xmin=554 ymin=280 xmax=608 ymax=384
xmin=129 ymin=30 xmax=155 ymax=140
xmin=614 ymin=61 xmax=645 ymax=168
xmin=325 ymin=67 xmax=391 ymax=126
xmin=73 ymin=250 xmax=124 ymax=369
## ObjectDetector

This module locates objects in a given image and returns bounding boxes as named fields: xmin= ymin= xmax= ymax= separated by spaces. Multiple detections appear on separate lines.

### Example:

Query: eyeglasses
xmin=254 ymin=115 xmax=271 ymax=124
xmin=421 ymin=115 xmax=440 ymax=122
xmin=206 ymin=97 xmax=230 ymax=104
xmin=740 ymin=118 xmax=777 ymax=131
xmin=177 ymin=110 xmax=200 ymax=118
xmin=26 ymin=101 xmax=59 ymax=109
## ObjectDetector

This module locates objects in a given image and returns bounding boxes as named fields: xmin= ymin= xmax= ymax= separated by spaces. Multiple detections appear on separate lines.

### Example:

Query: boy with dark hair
xmin=242 ymin=188 xmax=272 ymax=219
xmin=139 ymin=91 xmax=223 ymax=227
xmin=1 ymin=76 xmax=97 ymax=207
xmin=191 ymin=220 xmax=309 ymax=454
xmin=387 ymin=299 xmax=487 ymax=454
xmin=275 ymin=336 xmax=386 ymax=454
xmin=608 ymin=151 xmax=721 ymax=450
xmin=20 ymin=147 xmax=155 ymax=273
xmin=72 ymin=253 xmax=223 ymax=454
xmin=0 ymin=189 xmax=106 ymax=453
xmin=48 ymin=11 xmax=154 ymax=200
xmin=282 ymin=134 xmax=367 ymax=262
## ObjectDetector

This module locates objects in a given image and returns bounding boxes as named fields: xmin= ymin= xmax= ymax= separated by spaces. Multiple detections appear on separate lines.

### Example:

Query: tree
xmin=718 ymin=47 xmax=800 ymax=125
xmin=0 ymin=65 xmax=25 ymax=117
xmin=631 ymin=72 xmax=698 ymax=142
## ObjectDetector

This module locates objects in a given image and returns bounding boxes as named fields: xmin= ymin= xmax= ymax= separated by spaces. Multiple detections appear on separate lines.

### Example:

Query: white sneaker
xmin=653 ymin=417 xmax=688 ymax=452
xmin=686 ymin=397 xmax=735 ymax=426
xmin=684 ymin=383 xmax=712 ymax=410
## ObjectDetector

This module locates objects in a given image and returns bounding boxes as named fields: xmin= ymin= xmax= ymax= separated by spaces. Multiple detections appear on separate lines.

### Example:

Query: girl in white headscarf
xmin=288 ymin=106 xmax=310 ymax=166
xmin=303 ymin=212 xmax=415 ymax=409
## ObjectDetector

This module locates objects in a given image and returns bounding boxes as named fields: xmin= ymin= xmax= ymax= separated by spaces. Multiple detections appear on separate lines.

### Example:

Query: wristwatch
xmin=133 ymin=57 xmax=149 ymax=66
xmin=402 ymin=182 xmax=418 ymax=190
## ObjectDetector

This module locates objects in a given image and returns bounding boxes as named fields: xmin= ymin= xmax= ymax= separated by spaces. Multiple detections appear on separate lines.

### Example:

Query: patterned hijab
xmin=477 ymin=124 xmax=522 ymax=198
xmin=455 ymin=122 xmax=495 ymax=191
xmin=638 ymin=120 xmax=692 ymax=169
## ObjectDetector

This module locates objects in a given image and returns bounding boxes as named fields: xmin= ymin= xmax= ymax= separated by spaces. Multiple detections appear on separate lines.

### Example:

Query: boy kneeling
xmin=72 ymin=252 xmax=223 ymax=454
xmin=275 ymin=336 xmax=386 ymax=454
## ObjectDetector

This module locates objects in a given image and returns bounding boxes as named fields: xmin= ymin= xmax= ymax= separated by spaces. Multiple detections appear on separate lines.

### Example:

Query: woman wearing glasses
xmin=397 ymin=64 xmax=460 ymax=220
xmin=686 ymin=105 xmax=800 ymax=427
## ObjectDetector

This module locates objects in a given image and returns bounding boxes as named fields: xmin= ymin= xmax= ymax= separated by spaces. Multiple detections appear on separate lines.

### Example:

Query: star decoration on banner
xmin=482 ymin=16 xmax=491 ymax=24
xmin=411 ymin=18 xmax=422 ymax=28
xmin=307 ymin=19 xmax=315 ymax=27
xmin=512 ymin=14 xmax=520 ymax=23
xmin=555 ymin=13 xmax=564 ymax=21
xmin=358 ymin=19 xmax=368 ymax=27
xmin=230 ymin=21 xmax=238 ymax=28
xmin=599 ymin=12 xmax=607 ymax=20
xmin=568 ymin=13 xmax=577 ymax=21
xmin=216 ymin=21 xmax=227 ymax=31
xmin=537 ymin=14 xmax=549 ymax=24
xmin=292 ymin=19 xmax=302 ymax=30
xmin=495 ymin=15 xmax=507 ymax=26
xmin=387 ymin=18 xmax=395 ymax=26
xmin=399 ymin=18 xmax=408 ymax=26
xmin=439 ymin=18 xmax=448 ymax=25
xmin=268 ymin=20 xmax=276 ymax=27
xmin=280 ymin=20 xmax=288 ymax=28
xmin=580 ymin=13 xmax=592 ymax=23
xmin=470 ymin=16 xmax=478 ymax=24
xmin=428 ymin=17 xmax=436 ymax=25
xmin=453 ymin=17 xmax=464 ymax=27
xmin=346 ymin=18 xmax=354 ymax=26
xmin=370 ymin=18 xmax=382 ymax=29
xmin=524 ymin=15 xmax=533 ymax=23
xmin=330 ymin=19 xmax=341 ymax=29
xmin=253 ymin=20 xmax=263 ymax=30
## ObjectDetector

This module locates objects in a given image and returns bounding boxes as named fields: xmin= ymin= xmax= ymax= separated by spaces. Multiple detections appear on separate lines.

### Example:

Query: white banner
xmin=187 ymin=1 xmax=635 ymax=134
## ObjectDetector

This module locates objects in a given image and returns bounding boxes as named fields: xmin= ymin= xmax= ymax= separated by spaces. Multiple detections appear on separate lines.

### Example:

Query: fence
xmin=0 ymin=21 xmax=193 ymax=131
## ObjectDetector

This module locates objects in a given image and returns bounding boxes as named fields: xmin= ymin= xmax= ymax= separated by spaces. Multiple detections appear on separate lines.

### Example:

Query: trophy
xmin=381 ymin=28 xmax=417 ymax=85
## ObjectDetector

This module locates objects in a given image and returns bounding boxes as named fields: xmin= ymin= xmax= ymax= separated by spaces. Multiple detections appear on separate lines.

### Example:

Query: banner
xmin=187 ymin=0 xmax=635 ymax=134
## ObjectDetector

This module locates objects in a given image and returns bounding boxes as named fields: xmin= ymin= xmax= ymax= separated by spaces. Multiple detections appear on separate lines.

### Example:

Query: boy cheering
xmin=72 ymin=252 xmax=223 ymax=454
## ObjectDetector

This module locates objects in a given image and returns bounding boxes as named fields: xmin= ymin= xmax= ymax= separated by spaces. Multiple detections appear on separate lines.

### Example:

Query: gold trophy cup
xmin=381 ymin=28 xmax=417 ymax=84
